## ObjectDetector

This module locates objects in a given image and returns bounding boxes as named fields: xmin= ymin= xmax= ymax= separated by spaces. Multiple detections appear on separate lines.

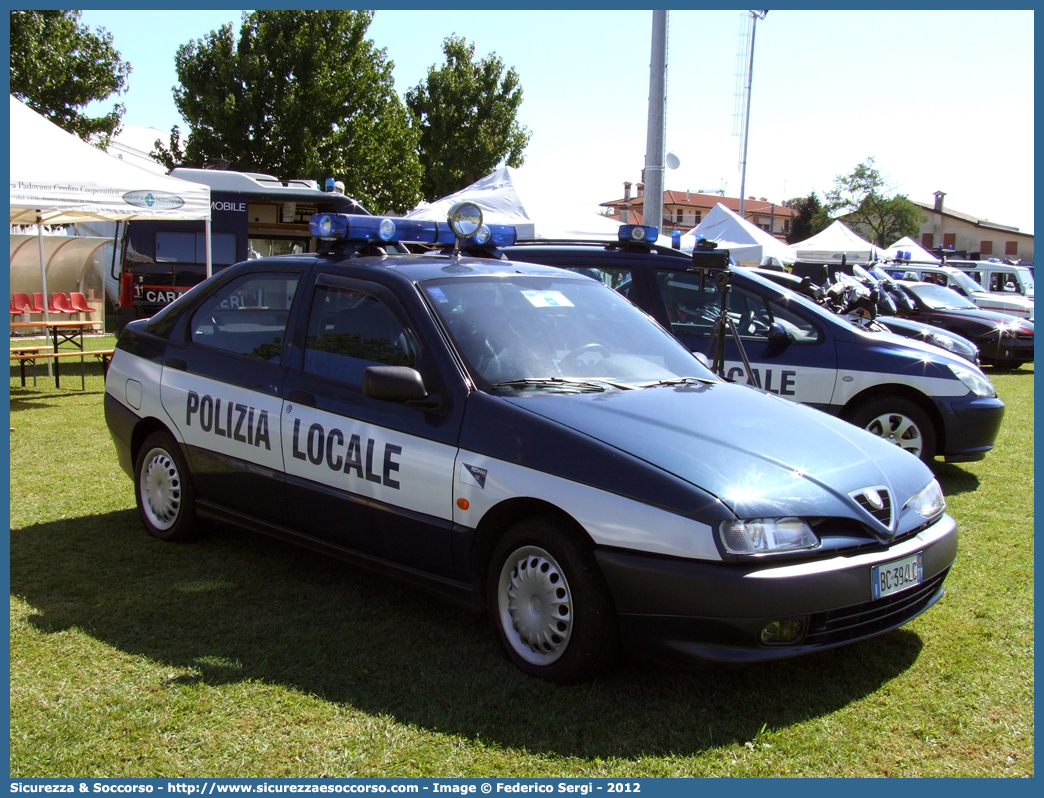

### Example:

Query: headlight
xmin=905 ymin=478 xmax=946 ymax=519
xmin=996 ymin=320 xmax=1023 ymax=334
xmin=948 ymin=363 xmax=997 ymax=397
xmin=928 ymin=333 xmax=956 ymax=351
xmin=718 ymin=517 xmax=819 ymax=555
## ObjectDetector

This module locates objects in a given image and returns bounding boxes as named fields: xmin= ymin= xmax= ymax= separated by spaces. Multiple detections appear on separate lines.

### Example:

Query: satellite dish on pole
xmin=666 ymin=151 xmax=681 ymax=170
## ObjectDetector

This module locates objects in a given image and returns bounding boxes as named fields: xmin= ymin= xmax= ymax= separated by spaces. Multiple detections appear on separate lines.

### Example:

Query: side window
xmin=762 ymin=297 xmax=821 ymax=344
xmin=156 ymin=231 xmax=196 ymax=263
xmin=655 ymin=271 xmax=717 ymax=337
xmin=302 ymin=284 xmax=415 ymax=388
xmin=654 ymin=271 xmax=819 ymax=344
xmin=190 ymin=273 xmax=299 ymax=362
xmin=565 ymin=267 xmax=633 ymax=298
xmin=156 ymin=231 xmax=237 ymax=264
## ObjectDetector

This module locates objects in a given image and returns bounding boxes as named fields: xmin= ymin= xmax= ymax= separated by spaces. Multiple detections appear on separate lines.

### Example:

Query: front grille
xmin=804 ymin=567 xmax=949 ymax=646
xmin=852 ymin=489 xmax=892 ymax=528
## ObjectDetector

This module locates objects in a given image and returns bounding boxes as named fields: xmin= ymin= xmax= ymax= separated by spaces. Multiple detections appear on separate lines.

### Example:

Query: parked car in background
xmin=880 ymin=263 xmax=1033 ymax=320
xmin=504 ymin=229 xmax=1006 ymax=464
xmin=882 ymin=279 xmax=1035 ymax=368
xmin=750 ymin=268 xmax=981 ymax=365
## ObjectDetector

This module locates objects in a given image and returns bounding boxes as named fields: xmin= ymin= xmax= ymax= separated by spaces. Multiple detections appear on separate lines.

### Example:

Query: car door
xmin=650 ymin=269 xmax=839 ymax=407
xmin=280 ymin=273 xmax=463 ymax=577
xmin=159 ymin=267 xmax=301 ymax=524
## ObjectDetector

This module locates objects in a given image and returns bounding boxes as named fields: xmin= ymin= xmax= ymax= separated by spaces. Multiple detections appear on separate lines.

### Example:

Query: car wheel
xmin=134 ymin=430 xmax=199 ymax=542
xmin=848 ymin=397 xmax=936 ymax=462
xmin=487 ymin=517 xmax=618 ymax=683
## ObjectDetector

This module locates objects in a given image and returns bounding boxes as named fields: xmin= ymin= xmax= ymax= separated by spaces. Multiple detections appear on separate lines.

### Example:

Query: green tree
xmin=406 ymin=35 xmax=531 ymax=201
xmin=155 ymin=10 xmax=421 ymax=214
xmin=784 ymin=193 xmax=830 ymax=244
xmin=824 ymin=157 xmax=924 ymax=246
xmin=9 ymin=10 xmax=131 ymax=145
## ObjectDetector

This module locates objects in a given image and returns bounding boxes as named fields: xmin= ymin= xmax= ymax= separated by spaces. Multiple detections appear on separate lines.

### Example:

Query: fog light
xmin=759 ymin=618 xmax=804 ymax=645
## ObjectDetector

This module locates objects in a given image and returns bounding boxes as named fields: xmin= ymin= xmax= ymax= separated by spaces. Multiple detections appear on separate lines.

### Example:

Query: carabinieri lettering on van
xmin=290 ymin=418 xmax=402 ymax=489
xmin=185 ymin=390 xmax=272 ymax=449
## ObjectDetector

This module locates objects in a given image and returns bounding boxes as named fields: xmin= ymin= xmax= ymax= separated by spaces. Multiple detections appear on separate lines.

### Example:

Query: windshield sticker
xmin=521 ymin=290 xmax=574 ymax=308
xmin=427 ymin=286 xmax=450 ymax=304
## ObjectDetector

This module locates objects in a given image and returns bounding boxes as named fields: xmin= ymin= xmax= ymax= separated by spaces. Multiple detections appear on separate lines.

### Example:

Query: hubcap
xmin=864 ymin=412 xmax=923 ymax=458
xmin=497 ymin=545 xmax=573 ymax=665
xmin=140 ymin=446 xmax=182 ymax=531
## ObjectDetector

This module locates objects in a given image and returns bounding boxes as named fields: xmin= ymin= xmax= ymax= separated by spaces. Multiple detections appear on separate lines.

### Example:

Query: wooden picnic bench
xmin=10 ymin=348 xmax=114 ymax=390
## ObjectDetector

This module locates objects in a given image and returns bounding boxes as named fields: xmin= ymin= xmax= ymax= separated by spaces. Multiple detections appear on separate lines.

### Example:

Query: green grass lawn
xmin=8 ymin=360 xmax=1034 ymax=777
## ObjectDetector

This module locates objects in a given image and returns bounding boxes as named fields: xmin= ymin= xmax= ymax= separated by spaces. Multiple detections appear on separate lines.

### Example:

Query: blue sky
xmin=79 ymin=9 xmax=1035 ymax=235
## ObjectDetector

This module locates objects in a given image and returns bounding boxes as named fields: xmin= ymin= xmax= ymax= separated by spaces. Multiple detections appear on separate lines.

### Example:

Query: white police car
xmin=503 ymin=229 xmax=1006 ymax=464
xmin=105 ymin=205 xmax=957 ymax=682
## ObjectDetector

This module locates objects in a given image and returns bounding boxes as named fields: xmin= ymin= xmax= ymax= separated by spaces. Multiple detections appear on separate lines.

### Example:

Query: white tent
xmin=405 ymin=165 xmax=630 ymax=241
xmin=789 ymin=220 xmax=885 ymax=264
xmin=9 ymin=95 xmax=211 ymax=332
xmin=885 ymin=236 xmax=940 ymax=263
xmin=10 ymin=96 xmax=211 ymax=225
xmin=677 ymin=202 xmax=795 ymax=264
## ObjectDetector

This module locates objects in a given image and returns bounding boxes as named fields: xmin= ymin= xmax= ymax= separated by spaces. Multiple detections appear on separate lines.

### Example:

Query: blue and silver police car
xmin=105 ymin=205 xmax=957 ymax=682
xmin=503 ymin=231 xmax=1006 ymax=464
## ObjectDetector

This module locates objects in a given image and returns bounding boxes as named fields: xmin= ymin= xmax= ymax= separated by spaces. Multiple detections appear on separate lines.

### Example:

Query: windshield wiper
xmin=639 ymin=376 xmax=717 ymax=389
xmin=490 ymin=377 xmax=635 ymax=393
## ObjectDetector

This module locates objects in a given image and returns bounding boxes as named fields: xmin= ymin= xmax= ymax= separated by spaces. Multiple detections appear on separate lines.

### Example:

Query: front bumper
xmin=595 ymin=513 xmax=957 ymax=665
xmin=977 ymin=334 xmax=1033 ymax=365
xmin=934 ymin=393 xmax=1006 ymax=462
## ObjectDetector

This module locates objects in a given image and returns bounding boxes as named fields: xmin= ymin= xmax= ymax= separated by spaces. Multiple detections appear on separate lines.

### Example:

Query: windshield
xmin=906 ymin=283 xmax=978 ymax=310
xmin=1016 ymin=267 xmax=1034 ymax=296
xmin=422 ymin=273 xmax=717 ymax=391
xmin=947 ymin=270 xmax=986 ymax=293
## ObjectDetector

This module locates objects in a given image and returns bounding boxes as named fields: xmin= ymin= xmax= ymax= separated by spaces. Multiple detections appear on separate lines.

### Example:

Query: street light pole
xmin=738 ymin=10 xmax=767 ymax=219
xmin=644 ymin=10 xmax=668 ymax=232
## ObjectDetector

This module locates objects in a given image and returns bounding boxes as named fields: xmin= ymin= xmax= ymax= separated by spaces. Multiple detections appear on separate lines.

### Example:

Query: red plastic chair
xmin=10 ymin=293 xmax=31 ymax=318
xmin=69 ymin=292 xmax=93 ymax=316
xmin=50 ymin=293 xmax=74 ymax=314
xmin=28 ymin=293 xmax=47 ymax=314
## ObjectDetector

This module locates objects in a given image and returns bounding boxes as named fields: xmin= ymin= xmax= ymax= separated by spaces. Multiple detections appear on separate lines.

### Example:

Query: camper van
xmin=114 ymin=168 xmax=366 ymax=333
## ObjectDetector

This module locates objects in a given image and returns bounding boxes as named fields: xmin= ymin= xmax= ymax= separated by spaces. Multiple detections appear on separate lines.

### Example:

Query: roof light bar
xmin=309 ymin=211 xmax=516 ymax=249
xmin=309 ymin=213 xmax=438 ymax=244
xmin=619 ymin=224 xmax=658 ymax=244
xmin=433 ymin=222 xmax=517 ymax=248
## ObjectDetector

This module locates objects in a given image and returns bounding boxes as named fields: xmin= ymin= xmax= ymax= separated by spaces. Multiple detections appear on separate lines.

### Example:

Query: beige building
xmin=914 ymin=191 xmax=1034 ymax=263
xmin=601 ymin=182 xmax=795 ymax=240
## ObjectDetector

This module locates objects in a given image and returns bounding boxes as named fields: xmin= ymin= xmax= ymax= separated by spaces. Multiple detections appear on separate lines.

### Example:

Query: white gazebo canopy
xmin=10 ymin=95 xmax=211 ymax=226
xmin=405 ymin=165 xmax=629 ymax=241
xmin=10 ymin=95 xmax=212 ymax=333
xmin=789 ymin=220 xmax=885 ymax=264
xmin=885 ymin=236 xmax=940 ymax=263
xmin=677 ymin=202 xmax=795 ymax=264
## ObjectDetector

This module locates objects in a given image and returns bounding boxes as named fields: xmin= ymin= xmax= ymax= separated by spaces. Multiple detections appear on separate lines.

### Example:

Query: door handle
xmin=285 ymin=389 xmax=316 ymax=407
xmin=165 ymin=357 xmax=187 ymax=371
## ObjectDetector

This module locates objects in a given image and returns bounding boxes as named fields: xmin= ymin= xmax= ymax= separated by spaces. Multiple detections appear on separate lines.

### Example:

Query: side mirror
xmin=362 ymin=365 xmax=428 ymax=403
xmin=767 ymin=322 xmax=793 ymax=347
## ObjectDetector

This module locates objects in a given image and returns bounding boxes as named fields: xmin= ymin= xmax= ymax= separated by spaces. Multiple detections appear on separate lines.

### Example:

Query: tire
xmin=134 ymin=430 xmax=199 ymax=542
xmin=486 ymin=517 xmax=619 ymax=683
xmin=847 ymin=396 xmax=937 ymax=463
